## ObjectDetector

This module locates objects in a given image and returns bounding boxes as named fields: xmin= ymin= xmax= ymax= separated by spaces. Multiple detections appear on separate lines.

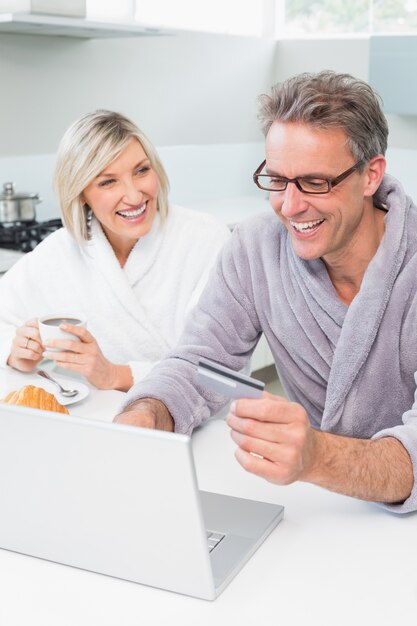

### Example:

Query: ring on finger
xmin=25 ymin=337 xmax=30 ymax=349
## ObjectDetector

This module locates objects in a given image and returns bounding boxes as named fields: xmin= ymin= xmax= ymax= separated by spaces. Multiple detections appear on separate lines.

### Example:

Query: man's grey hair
xmin=258 ymin=71 xmax=388 ymax=162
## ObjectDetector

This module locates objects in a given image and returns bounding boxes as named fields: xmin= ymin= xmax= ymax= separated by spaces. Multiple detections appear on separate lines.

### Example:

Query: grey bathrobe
xmin=123 ymin=174 xmax=417 ymax=514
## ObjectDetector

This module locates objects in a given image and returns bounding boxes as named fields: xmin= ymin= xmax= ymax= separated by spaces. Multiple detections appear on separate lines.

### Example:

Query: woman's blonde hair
xmin=54 ymin=110 xmax=170 ymax=242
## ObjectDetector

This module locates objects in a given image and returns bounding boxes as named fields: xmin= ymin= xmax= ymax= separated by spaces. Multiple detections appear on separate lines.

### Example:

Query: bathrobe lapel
xmin=284 ymin=176 xmax=409 ymax=431
xmin=321 ymin=176 xmax=409 ymax=428
xmin=85 ymin=215 xmax=170 ymax=350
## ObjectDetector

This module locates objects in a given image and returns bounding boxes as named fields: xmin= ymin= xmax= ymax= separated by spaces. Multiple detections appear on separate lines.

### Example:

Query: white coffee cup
xmin=38 ymin=313 xmax=87 ymax=352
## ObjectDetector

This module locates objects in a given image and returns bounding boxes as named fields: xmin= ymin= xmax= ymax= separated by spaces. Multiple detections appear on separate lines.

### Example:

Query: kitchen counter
xmin=0 ymin=248 xmax=25 ymax=273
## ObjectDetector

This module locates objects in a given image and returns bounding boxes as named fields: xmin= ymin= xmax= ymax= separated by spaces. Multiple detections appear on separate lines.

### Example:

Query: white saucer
xmin=26 ymin=374 xmax=90 ymax=406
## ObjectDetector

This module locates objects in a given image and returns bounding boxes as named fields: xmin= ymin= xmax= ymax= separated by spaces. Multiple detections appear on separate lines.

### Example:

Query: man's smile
xmin=289 ymin=218 xmax=325 ymax=234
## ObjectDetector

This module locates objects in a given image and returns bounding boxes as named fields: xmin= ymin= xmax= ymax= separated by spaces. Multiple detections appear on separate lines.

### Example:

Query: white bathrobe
xmin=0 ymin=205 xmax=230 ymax=382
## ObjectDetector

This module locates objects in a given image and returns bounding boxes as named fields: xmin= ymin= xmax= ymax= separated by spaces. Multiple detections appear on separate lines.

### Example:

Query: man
xmin=115 ymin=71 xmax=417 ymax=513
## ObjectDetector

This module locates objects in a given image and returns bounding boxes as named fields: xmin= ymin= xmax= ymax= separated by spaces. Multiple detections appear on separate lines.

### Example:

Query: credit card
xmin=197 ymin=357 xmax=265 ymax=400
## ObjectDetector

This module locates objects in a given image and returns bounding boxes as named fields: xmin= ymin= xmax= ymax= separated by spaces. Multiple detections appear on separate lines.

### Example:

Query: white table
xmin=0 ymin=369 xmax=416 ymax=625
xmin=0 ymin=366 xmax=125 ymax=423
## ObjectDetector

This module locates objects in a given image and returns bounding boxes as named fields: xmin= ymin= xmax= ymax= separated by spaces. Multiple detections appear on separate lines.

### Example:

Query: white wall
xmin=274 ymin=36 xmax=370 ymax=81
xmin=0 ymin=30 xmax=274 ymax=217
xmin=3 ymin=31 xmax=417 ymax=215
xmin=0 ymin=30 xmax=275 ymax=156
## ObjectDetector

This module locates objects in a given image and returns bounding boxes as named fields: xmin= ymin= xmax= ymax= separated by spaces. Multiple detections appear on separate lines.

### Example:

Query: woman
xmin=0 ymin=110 xmax=230 ymax=390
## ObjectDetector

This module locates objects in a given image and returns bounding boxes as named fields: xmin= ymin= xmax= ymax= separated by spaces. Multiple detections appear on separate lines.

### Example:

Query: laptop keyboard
xmin=206 ymin=530 xmax=225 ymax=553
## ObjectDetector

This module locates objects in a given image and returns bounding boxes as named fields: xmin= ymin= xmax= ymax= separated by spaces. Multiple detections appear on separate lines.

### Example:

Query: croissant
xmin=2 ymin=384 xmax=69 ymax=414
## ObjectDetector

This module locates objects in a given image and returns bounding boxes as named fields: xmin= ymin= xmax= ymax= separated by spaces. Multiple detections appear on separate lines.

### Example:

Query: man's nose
xmin=279 ymin=181 xmax=309 ymax=218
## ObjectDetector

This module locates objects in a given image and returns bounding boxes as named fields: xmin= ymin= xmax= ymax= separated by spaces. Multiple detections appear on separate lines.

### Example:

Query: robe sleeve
xmin=371 ymin=371 xmax=417 ymax=514
xmin=119 ymin=227 xmax=263 ymax=434
xmin=0 ymin=253 xmax=40 ymax=368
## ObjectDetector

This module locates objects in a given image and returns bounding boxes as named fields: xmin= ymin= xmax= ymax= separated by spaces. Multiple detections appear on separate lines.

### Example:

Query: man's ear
xmin=363 ymin=155 xmax=386 ymax=197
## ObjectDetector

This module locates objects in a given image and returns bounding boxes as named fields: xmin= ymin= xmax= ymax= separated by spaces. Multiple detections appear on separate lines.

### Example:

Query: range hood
xmin=0 ymin=12 xmax=171 ymax=37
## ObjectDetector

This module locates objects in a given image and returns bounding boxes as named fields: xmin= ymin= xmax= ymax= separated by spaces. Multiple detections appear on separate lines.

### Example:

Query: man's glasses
xmin=253 ymin=159 xmax=365 ymax=194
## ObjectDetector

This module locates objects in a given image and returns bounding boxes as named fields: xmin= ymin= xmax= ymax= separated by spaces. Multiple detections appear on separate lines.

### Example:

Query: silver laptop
xmin=0 ymin=404 xmax=284 ymax=600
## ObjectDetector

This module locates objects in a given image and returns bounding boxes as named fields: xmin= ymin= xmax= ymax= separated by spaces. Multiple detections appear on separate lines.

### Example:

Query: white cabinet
xmin=0 ymin=11 xmax=167 ymax=37
xmin=369 ymin=35 xmax=417 ymax=115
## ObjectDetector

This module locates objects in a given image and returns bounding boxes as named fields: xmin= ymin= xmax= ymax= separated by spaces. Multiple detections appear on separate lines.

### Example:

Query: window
xmin=372 ymin=0 xmax=417 ymax=33
xmin=283 ymin=0 xmax=417 ymax=36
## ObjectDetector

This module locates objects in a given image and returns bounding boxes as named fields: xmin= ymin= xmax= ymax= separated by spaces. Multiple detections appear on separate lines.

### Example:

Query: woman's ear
xmin=363 ymin=155 xmax=386 ymax=197
xmin=80 ymin=195 xmax=91 ymax=212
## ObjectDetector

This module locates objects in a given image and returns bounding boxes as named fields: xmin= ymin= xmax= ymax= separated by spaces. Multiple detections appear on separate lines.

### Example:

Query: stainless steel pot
xmin=0 ymin=182 xmax=41 ymax=223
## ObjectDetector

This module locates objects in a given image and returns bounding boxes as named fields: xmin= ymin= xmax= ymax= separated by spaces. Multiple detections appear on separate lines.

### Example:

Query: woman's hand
xmin=7 ymin=319 xmax=44 ymax=372
xmin=42 ymin=323 xmax=133 ymax=391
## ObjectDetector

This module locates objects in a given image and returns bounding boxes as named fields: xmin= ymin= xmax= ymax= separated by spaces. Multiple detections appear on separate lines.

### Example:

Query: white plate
xmin=26 ymin=374 xmax=90 ymax=406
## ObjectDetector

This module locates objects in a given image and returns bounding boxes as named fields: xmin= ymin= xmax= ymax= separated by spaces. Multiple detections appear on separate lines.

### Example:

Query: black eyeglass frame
xmin=253 ymin=159 xmax=365 ymax=194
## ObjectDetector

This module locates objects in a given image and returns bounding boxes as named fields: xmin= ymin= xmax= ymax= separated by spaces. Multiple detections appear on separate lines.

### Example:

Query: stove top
xmin=0 ymin=219 xmax=62 ymax=252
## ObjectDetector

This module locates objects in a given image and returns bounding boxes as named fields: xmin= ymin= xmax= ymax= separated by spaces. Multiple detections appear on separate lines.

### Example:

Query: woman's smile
xmin=116 ymin=201 xmax=148 ymax=221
